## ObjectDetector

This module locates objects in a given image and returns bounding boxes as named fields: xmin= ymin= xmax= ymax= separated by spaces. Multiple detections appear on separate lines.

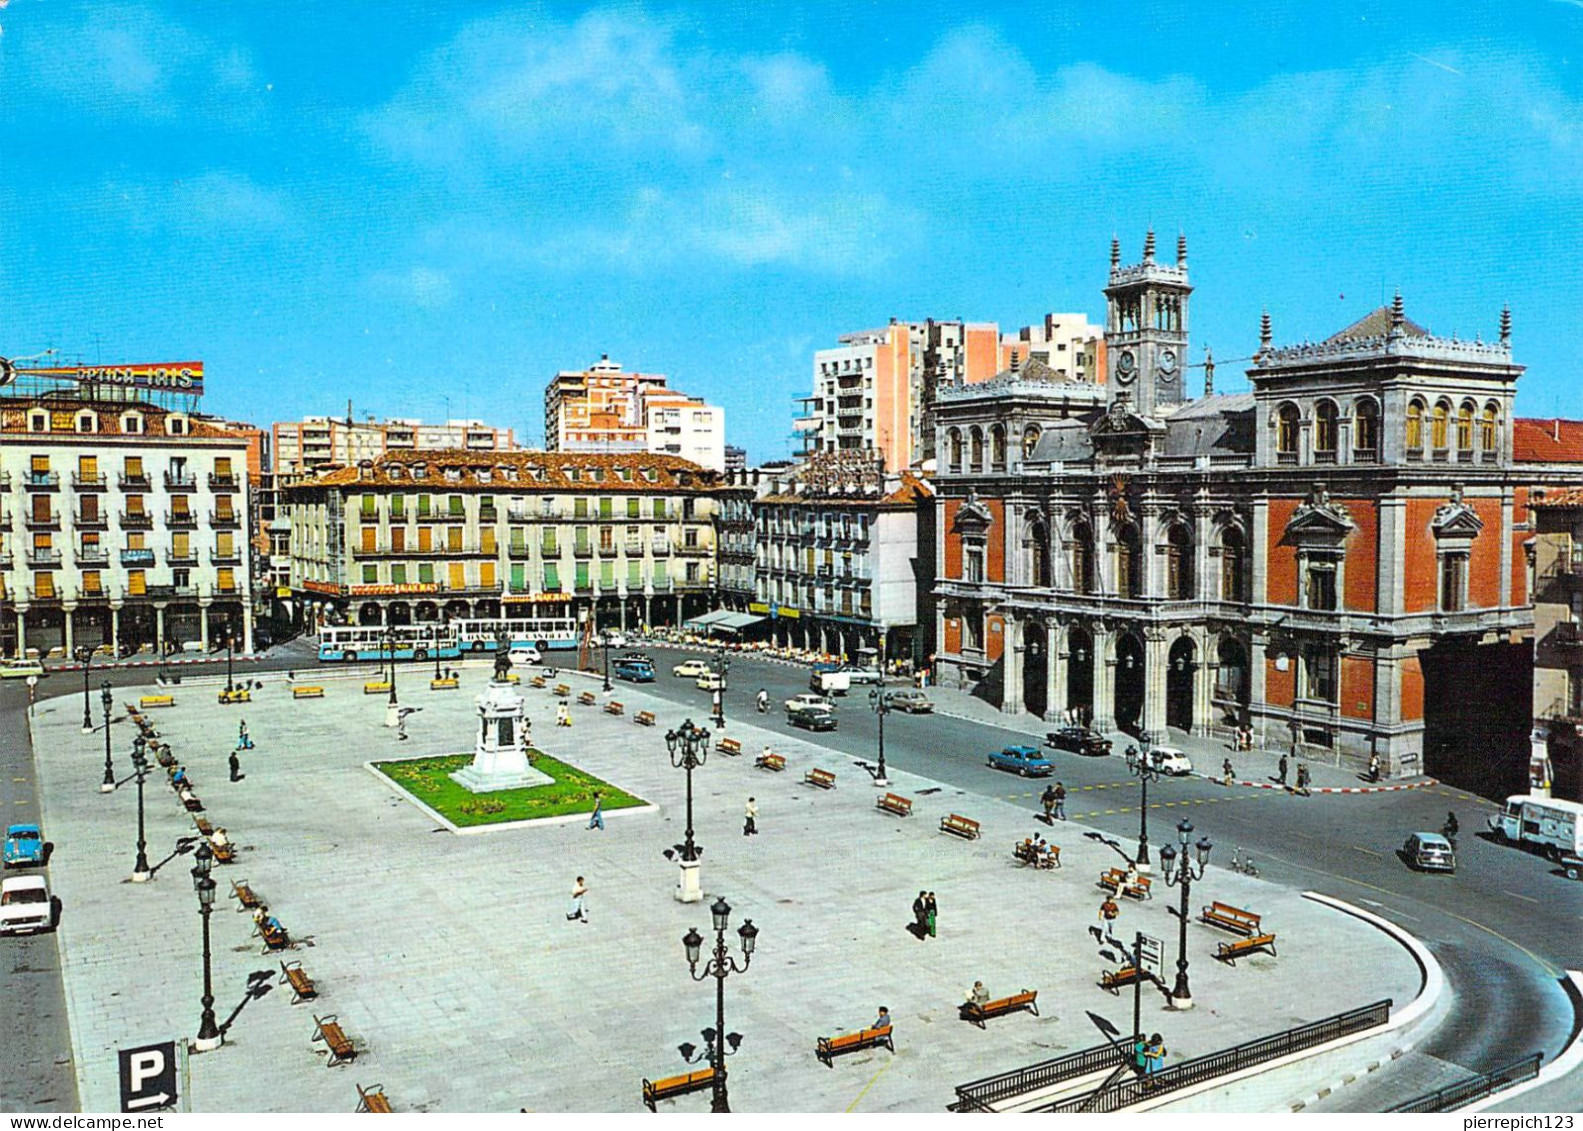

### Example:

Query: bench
xmin=642 ymin=1066 xmax=715 ymax=1111
xmin=815 ymin=1025 xmax=894 ymax=1066
xmin=139 ymin=695 xmax=175 ymax=709
xmin=1217 ymin=933 xmax=1278 ymax=965
xmin=717 ymin=738 xmax=743 ymax=756
xmin=804 ymin=767 xmax=836 ymax=790
xmin=1014 ymin=841 xmax=1061 ymax=868
xmin=635 ymin=710 xmax=657 ymax=727
xmin=1201 ymin=901 xmax=1261 ymax=936
xmin=313 ymin=1014 xmax=357 ymax=1067
xmin=292 ymin=685 xmax=325 ymax=700
xmin=258 ymin=919 xmax=290 ymax=952
xmin=961 ymin=989 xmax=1039 ymax=1029
xmin=530 ymin=675 xmax=547 ymax=689
xmin=193 ymin=815 xmax=215 ymax=837
xmin=280 ymin=960 xmax=318 ymax=1003
xmin=940 ymin=813 xmax=981 ymax=840
xmin=553 ymin=684 xmax=572 ymax=698
xmin=430 ymin=677 xmax=459 ymax=690
xmin=1100 ymin=965 xmax=1142 ymax=995
xmin=756 ymin=752 xmax=786 ymax=772
xmin=231 ymin=879 xmax=262 ymax=910
xmin=577 ymin=690 xmax=597 ymax=706
xmin=604 ymin=701 xmax=624 ymax=716
xmin=355 ymin=1084 xmax=391 ymax=1113
xmin=363 ymin=681 xmax=391 ymax=696
xmin=876 ymin=793 xmax=913 ymax=818
xmin=1098 ymin=868 xmax=1151 ymax=900
xmin=182 ymin=794 xmax=205 ymax=813
xmin=501 ymin=672 xmax=521 ymax=684
xmin=217 ymin=688 xmax=251 ymax=704
xmin=210 ymin=840 xmax=236 ymax=865
xmin=154 ymin=744 xmax=176 ymax=768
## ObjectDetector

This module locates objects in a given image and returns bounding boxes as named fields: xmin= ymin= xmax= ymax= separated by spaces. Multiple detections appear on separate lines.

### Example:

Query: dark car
xmin=1045 ymin=726 xmax=1113 ymax=757
xmin=787 ymin=704 xmax=838 ymax=732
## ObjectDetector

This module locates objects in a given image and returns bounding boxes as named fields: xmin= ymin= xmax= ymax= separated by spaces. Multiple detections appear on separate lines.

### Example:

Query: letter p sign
xmin=119 ymin=1040 xmax=177 ymax=1112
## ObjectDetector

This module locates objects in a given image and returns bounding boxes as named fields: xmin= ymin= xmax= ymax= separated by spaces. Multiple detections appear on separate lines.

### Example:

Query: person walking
xmin=1277 ymin=754 xmax=1289 ymax=786
xmin=566 ymin=876 xmax=589 ymax=922
xmin=1295 ymin=763 xmax=1310 ymax=796
xmin=1367 ymin=752 xmax=1381 ymax=783
xmin=1040 ymin=784 xmax=1057 ymax=823
xmin=587 ymin=792 xmax=605 ymax=831
xmin=1222 ymin=757 xmax=1235 ymax=786
xmin=743 ymin=796 xmax=758 ymax=836
xmin=1054 ymin=781 xmax=1067 ymax=821
xmin=237 ymin=719 xmax=253 ymax=750
xmin=1098 ymin=895 xmax=1121 ymax=926
xmin=556 ymin=701 xmax=571 ymax=728
xmin=912 ymin=891 xmax=929 ymax=939
xmin=228 ymin=749 xmax=244 ymax=782
xmin=925 ymin=892 xmax=938 ymax=938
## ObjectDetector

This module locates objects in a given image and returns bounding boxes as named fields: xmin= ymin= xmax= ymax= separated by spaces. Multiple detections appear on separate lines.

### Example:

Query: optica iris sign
xmin=17 ymin=361 xmax=205 ymax=395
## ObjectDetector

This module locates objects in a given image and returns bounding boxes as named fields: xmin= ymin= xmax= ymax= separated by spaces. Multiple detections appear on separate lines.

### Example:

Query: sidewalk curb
xmin=1461 ymin=970 xmax=1583 ymax=1112
xmin=1193 ymin=773 xmax=1440 ymax=796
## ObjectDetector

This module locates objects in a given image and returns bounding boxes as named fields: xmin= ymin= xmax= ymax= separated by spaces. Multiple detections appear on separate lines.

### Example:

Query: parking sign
xmin=1137 ymin=934 xmax=1165 ymax=981
xmin=119 ymin=1041 xmax=177 ymax=1112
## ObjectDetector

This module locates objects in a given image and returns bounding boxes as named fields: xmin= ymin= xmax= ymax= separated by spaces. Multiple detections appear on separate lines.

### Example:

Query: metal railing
xmin=1039 ymin=999 xmax=1392 ymax=1113
xmin=952 ymin=1037 xmax=1140 ymax=1112
xmin=1386 ymin=1053 xmax=1543 ymax=1113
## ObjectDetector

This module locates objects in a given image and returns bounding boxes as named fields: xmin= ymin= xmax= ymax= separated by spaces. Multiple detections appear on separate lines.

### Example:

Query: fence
xmin=951 ymin=1037 xmax=1140 ymax=1112
xmin=1386 ymin=1053 xmax=1544 ymax=1113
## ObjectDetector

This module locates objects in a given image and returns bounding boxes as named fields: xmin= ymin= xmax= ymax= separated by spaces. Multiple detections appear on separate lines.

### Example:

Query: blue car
xmin=986 ymin=745 xmax=1055 ymax=777
xmin=613 ymin=658 xmax=656 ymax=683
xmin=3 ymin=824 xmax=44 ymax=868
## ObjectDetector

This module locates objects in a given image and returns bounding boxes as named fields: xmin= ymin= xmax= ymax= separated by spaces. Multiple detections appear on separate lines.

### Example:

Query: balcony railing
xmin=76 ymin=548 xmax=109 ymax=567
xmin=652 ymin=539 xmax=672 ymax=555
xmin=209 ymin=511 xmax=241 ymax=528
xmin=573 ymin=542 xmax=594 ymax=557
xmin=121 ymin=512 xmax=154 ymax=529
xmin=74 ymin=509 xmax=109 ymax=528
xmin=623 ymin=540 xmax=644 ymax=556
xmin=0 ymin=551 xmax=9 ymax=570
xmin=164 ymin=472 xmax=197 ymax=490
xmin=119 ymin=472 xmax=151 ymax=489
xmin=24 ymin=471 xmax=60 ymax=490
xmin=506 ymin=542 xmax=531 ymax=558
xmin=120 ymin=548 xmax=157 ymax=567
xmin=25 ymin=547 xmax=62 ymax=567
xmin=165 ymin=511 xmax=199 ymax=528
xmin=24 ymin=510 xmax=60 ymax=529
xmin=26 ymin=587 xmax=60 ymax=602
xmin=72 ymin=473 xmax=107 ymax=491
xmin=540 ymin=541 xmax=559 ymax=557
xmin=207 ymin=473 xmax=240 ymax=490
xmin=166 ymin=549 xmax=199 ymax=566
xmin=144 ymin=584 xmax=198 ymax=599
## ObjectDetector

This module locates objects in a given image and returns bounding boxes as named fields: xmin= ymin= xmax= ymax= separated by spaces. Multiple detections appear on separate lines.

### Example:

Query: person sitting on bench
xmin=873 ymin=1006 xmax=892 ymax=1031
xmin=211 ymin=827 xmax=231 ymax=850
xmin=172 ymin=767 xmax=190 ymax=790
xmin=965 ymin=981 xmax=991 ymax=1008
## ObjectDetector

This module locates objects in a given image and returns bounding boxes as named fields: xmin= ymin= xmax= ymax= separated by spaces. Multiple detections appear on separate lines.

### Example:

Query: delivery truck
xmin=1487 ymin=794 xmax=1583 ymax=860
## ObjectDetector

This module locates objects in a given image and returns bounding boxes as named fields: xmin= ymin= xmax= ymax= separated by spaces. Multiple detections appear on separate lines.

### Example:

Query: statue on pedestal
xmin=449 ymin=681 xmax=552 ymax=793
xmin=492 ymin=631 xmax=512 ymax=683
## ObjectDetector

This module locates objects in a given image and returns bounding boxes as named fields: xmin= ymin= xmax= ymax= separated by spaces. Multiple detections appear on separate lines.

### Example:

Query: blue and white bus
xmin=317 ymin=624 xmax=461 ymax=663
xmin=455 ymin=617 xmax=580 ymax=654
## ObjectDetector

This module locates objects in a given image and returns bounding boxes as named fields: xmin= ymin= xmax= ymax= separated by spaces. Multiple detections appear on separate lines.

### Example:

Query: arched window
xmin=990 ymin=424 xmax=1007 ymax=469
xmin=1116 ymin=523 xmax=1144 ymax=598
xmin=1481 ymin=402 xmax=1499 ymax=458
xmin=1431 ymin=400 xmax=1451 ymax=450
xmin=1276 ymin=403 xmax=1300 ymax=462
xmin=1069 ymin=523 xmax=1095 ymax=594
xmin=1314 ymin=400 xmax=1338 ymax=461
xmin=1022 ymin=424 xmax=1042 ymax=459
xmin=969 ymin=426 xmax=984 ymax=470
xmin=1457 ymin=401 xmax=1476 ymax=455
xmin=947 ymin=428 xmax=963 ymax=471
xmin=1026 ymin=519 xmax=1050 ymax=588
xmin=1220 ymin=526 xmax=1247 ymax=603
xmin=1406 ymin=399 xmax=1425 ymax=453
xmin=1353 ymin=398 xmax=1380 ymax=460
xmin=1165 ymin=524 xmax=1193 ymax=600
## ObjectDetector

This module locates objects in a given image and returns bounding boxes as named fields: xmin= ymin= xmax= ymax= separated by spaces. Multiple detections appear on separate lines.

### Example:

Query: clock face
xmin=1116 ymin=350 xmax=1137 ymax=383
xmin=1158 ymin=348 xmax=1178 ymax=374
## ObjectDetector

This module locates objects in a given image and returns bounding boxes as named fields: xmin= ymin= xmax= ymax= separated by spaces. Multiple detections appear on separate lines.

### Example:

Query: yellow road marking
xmin=846 ymin=1055 xmax=895 ymax=1112
xmin=1351 ymin=846 xmax=1383 ymax=858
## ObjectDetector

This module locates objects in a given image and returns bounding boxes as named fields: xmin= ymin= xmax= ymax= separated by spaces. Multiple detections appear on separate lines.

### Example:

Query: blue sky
xmin=3 ymin=1 xmax=1582 ymax=461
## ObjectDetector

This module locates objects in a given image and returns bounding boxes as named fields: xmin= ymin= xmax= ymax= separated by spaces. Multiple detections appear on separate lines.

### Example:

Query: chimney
xmin=1555 ymin=419 xmax=1561 ymax=443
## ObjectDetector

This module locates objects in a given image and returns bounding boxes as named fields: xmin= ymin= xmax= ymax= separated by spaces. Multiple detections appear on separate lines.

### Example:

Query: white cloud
xmin=370 ymin=266 xmax=455 ymax=311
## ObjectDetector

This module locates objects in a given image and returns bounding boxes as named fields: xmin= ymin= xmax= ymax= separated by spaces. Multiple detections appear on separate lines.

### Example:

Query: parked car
xmin=0 ymin=875 xmax=53 ymax=935
xmin=886 ymin=689 xmax=934 ymax=714
xmin=1045 ymin=726 xmax=1112 ymax=756
xmin=987 ymin=745 xmax=1055 ymax=777
xmin=695 ymin=671 xmax=726 ymax=691
xmin=784 ymin=693 xmax=833 ymax=713
xmin=508 ymin=644 xmax=543 ymax=667
xmin=672 ymin=659 xmax=711 ymax=678
xmin=787 ymin=704 xmax=838 ymax=731
xmin=839 ymin=665 xmax=885 ymax=685
xmin=613 ymin=658 xmax=656 ymax=683
xmin=0 ymin=659 xmax=44 ymax=680
xmin=1151 ymin=747 xmax=1195 ymax=776
xmin=3 ymin=825 xmax=44 ymax=868
xmin=1401 ymin=832 xmax=1457 ymax=873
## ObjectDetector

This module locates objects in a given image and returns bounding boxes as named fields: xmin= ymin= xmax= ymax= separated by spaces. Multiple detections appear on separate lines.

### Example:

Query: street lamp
xmin=1158 ymin=818 xmax=1212 ymax=1011
xmin=190 ymin=841 xmax=222 ymax=1050
xmin=1123 ymin=740 xmax=1167 ymax=870
xmin=868 ymin=687 xmax=891 ymax=787
xmin=100 ymin=682 xmax=116 ymax=793
xmin=679 ymin=896 xmax=758 ymax=1113
xmin=130 ymin=735 xmax=151 ymax=882
xmin=664 ymin=719 xmax=710 ymax=903
xmin=78 ymin=645 xmax=94 ymax=733
xmin=383 ymin=627 xmax=400 ymax=728
xmin=602 ymin=631 xmax=613 ymax=693
xmin=712 ymin=644 xmax=730 ymax=729
xmin=224 ymin=633 xmax=235 ymax=694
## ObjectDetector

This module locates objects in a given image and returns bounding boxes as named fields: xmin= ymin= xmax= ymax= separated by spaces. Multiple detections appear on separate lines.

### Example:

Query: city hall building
xmin=933 ymin=233 xmax=1583 ymax=791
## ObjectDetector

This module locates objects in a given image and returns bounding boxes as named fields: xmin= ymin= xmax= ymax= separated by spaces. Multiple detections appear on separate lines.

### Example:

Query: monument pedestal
xmin=450 ymin=680 xmax=547 ymax=794
xmin=675 ymin=860 xmax=702 ymax=903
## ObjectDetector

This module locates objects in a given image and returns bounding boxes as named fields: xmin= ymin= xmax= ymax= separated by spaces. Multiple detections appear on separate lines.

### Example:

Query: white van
xmin=1488 ymin=794 xmax=1583 ymax=859
xmin=810 ymin=669 xmax=851 ymax=696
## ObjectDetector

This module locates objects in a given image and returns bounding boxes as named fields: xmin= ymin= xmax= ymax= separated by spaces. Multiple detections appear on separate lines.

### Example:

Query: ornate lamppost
xmin=679 ymin=896 xmax=758 ymax=1113
xmin=78 ymin=645 xmax=94 ymax=733
xmin=711 ymin=645 xmax=730 ymax=729
xmin=665 ymin=719 xmax=710 ymax=902
xmin=130 ymin=735 xmax=151 ymax=882
xmin=383 ymin=627 xmax=400 ymax=728
xmin=868 ymin=687 xmax=892 ymax=787
xmin=1158 ymin=818 xmax=1212 ymax=1010
xmin=602 ymin=630 xmax=613 ymax=693
xmin=100 ymin=682 xmax=116 ymax=793
xmin=191 ymin=841 xmax=222 ymax=1050
xmin=224 ymin=632 xmax=235 ymax=695
xmin=1123 ymin=741 xmax=1167 ymax=870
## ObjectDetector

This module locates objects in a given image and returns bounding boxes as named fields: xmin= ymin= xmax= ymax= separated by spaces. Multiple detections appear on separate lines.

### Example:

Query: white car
xmin=784 ymin=693 xmax=833 ymax=713
xmin=600 ymin=630 xmax=628 ymax=648
xmin=0 ymin=659 xmax=44 ymax=680
xmin=695 ymin=671 xmax=726 ymax=691
xmin=1152 ymin=747 xmax=1194 ymax=776
xmin=508 ymin=645 xmax=542 ymax=666
xmin=840 ymin=666 xmax=885 ymax=685
xmin=672 ymin=659 xmax=711 ymax=678
xmin=0 ymin=875 xmax=53 ymax=935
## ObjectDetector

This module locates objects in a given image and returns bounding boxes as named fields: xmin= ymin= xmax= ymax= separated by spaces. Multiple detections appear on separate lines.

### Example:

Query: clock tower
xmin=1103 ymin=229 xmax=1192 ymax=418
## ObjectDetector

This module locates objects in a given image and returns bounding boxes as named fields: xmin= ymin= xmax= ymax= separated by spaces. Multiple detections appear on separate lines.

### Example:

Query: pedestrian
xmin=1367 ymin=752 xmax=1381 ymax=783
xmin=587 ymin=791 xmax=604 ymax=831
xmin=1145 ymin=1033 xmax=1167 ymax=1077
xmin=912 ymin=891 xmax=928 ymax=938
xmin=925 ymin=892 xmax=938 ymax=938
xmin=1040 ymin=784 xmax=1057 ymax=822
xmin=873 ymin=1005 xmax=892 ymax=1032
xmin=228 ymin=749 xmax=244 ymax=782
xmin=1054 ymin=781 xmax=1067 ymax=821
xmin=556 ymin=701 xmax=571 ymax=727
xmin=1222 ymin=757 xmax=1234 ymax=786
xmin=1296 ymin=763 xmax=1310 ymax=796
xmin=743 ymin=796 xmax=758 ymax=836
xmin=1277 ymin=754 xmax=1289 ymax=786
xmin=566 ymin=876 xmax=589 ymax=922
xmin=1099 ymin=895 xmax=1121 ymax=925
xmin=237 ymin=719 xmax=253 ymax=750
xmin=397 ymin=713 xmax=409 ymax=741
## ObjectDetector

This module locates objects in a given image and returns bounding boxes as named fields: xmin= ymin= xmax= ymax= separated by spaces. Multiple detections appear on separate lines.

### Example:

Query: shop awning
xmin=683 ymin=609 xmax=734 ymax=630
xmin=714 ymin=612 xmax=766 ymax=633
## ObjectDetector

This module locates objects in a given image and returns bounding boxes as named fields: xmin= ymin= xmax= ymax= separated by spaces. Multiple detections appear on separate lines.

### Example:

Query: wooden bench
xmin=1217 ymin=933 xmax=1278 ymax=965
xmin=292 ymin=685 xmax=325 ymax=700
xmin=876 ymin=793 xmax=913 ymax=818
xmin=217 ymin=688 xmax=252 ymax=704
xmin=258 ymin=919 xmax=290 ymax=952
xmin=182 ymin=794 xmax=205 ymax=813
xmin=313 ymin=1014 xmax=357 ymax=1067
xmin=577 ymin=690 xmax=597 ymax=706
xmin=210 ymin=840 xmax=236 ymax=865
xmin=815 ymin=1025 xmax=894 ymax=1066
xmin=363 ymin=681 xmax=391 ymax=696
xmin=940 ymin=813 xmax=981 ymax=840
xmin=642 ymin=1066 xmax=715 ymax=1111
xmin=1100 ymin=965 xmax=1142 ymax=995
xmin=961 ymin=989 xmax=1039 ymax=1029
xmin=1201 ymin=901 xmax=1261 ymax=936
xmin=553 ymin=684 xmax=572 ymax=698
xmin=1014 ymin=841 xmax=1061 ymax=868
xmin=231 ymin=879 xmax=262 ymax=910
xmin=193 ymin=815 xmax=215 ymax=837
xmin=635 ymin=710 xmax=657 ymax=727
xmin=355 ymin=1083 xmax=391 ymax=1113
xmin=501 ymin=672 xmax=521 ymax=684
xmin=804 ymin=767 xmax=837 ymax=790
xmin=756 ymin=752 xmax=786 ymax=772
xmin=717 ymin=738 xmax=743 ymax=756
xmin=430 ymin=677 xmax=459 ymax=690
xmin=154 ymin=744 xmax=176 ymax=768
xmin=604 ymin=701 xmax=624 ymax=716
xmin=1098 ymin=868 xmax=1151 ymax=900
xmin=530 ymin=675 xmax=548 ymax=689
xmin=139 ymin=695 xmax=175 ymax=709
xmin=280 ymin=960 xmax=318 ymax=1003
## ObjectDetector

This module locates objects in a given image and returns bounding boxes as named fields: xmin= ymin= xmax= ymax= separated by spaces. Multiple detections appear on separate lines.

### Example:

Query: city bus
xmin=317 ymin=624 xmax=462 ymax=663
xmin=454 ymin=617 xmax=580 ymax=654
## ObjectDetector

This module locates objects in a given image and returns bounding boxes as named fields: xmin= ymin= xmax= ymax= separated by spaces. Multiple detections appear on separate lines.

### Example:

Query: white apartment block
xmin=646 ymin=399 xmax=725 ymax=472
xmin=272 ymin=414 xmax=517 ymax=477
xmin=1003 ymin=312 xmax=1104 ymax=382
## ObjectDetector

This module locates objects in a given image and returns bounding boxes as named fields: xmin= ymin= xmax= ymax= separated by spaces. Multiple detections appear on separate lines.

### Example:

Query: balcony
xmin=120 ymin=548 xmax=157 ymax=567
xmin=25 ymin=547 xmax=62 ymax=567
xmin=166 ymin=511 xmax=199 ymax=529
xmin=26 ymin=586 xmax=61 ymax=603
xmin=121 ymin=511 xmax=154 ymax=529
xmin=72 ymin=473 xmax=107 ymax=491
xmin=539 ymin=542 xmax=560 ymax=557
xmin=209 ymin=510 xmax=241 ymax=529
xmin=506 ymin=541 xmax=531 ymax=558
xmin=623 ymin=540 xmax=644 ymax=556
xmin=208 ymin=472 xmax=240 ymax=490
xmin=73 ymin=509 xmax=109 ymax=529
xmin=0 ymin=551 xmax=9 ymax=570
xmin=144 ymin=584 xmax=198 ymax=599
xmin=76 ymin=547 xmax=109 ymax=567
xmin=24 ymin=510 xmax=60 ymax=530
xmin=166 ymin=548 xmax=199 ymax=567
xmin=23 ymin=471 xmax=60 ymax=490
xmin=164 ymin=471 xmax=197 ymax=490
xmin=652 ymin=539 xmax=672 ymax=556
xmin=678 ymin=541 xmax=708 ymax=556
xmin=572 ymin=542 xmax=594 ymax=558
xmin=119 ymin=472 xmax=151 ymax=489
xmin=479 ymin=507 xmax=499 ymax=523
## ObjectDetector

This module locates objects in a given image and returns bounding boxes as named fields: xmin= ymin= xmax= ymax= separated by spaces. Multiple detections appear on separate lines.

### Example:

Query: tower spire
xmin=1176 ymin=231 xmax=1187 ymax=266
xmin=1259 ymin=309 xmax=1273 ymax=353
xmin=1142 ymin=228 xmax=1156 ymax=262
xmin=1389 ymin=289 xmax=1405 ymax=337
xmin=1110 ymin=235 xmax=1121 ymax=270
xmin=1500 ymin=303 xmax=1512 ymax=346
xmin=1203 ymin=345 xmax=1215 ymax=396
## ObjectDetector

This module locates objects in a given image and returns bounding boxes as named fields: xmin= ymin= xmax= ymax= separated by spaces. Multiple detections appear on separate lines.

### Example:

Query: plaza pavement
xmin=31 ymin=664 xmax=1423 ymax=1113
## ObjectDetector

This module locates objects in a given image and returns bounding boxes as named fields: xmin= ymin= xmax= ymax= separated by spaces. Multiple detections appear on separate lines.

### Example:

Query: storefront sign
xmin=503 ymin=592 xmax=572 ymax=604
xmin=23 ymin=361 xmax=204 ymax=395
xmin=348 ymin=583 xmax=439 ymax=596
xmin=301 ymin=579 xmax=344 ymax=597
xmin=750 ymin=602 xmax=799 ymax=619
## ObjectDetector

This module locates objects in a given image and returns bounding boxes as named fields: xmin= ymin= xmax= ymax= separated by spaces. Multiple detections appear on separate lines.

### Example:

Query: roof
xmin=1324 ymin=306 xmax=1430 ymax=343
xmin=1514 ymin=418 xmax=1583 ymax=464
xmin=1164 ymin=393 xmax=1256 ymax=420
xmin=0 ymin=396 xmax=254 ymax=442
xmin=287 ymin=448 xmax=719 ymax=493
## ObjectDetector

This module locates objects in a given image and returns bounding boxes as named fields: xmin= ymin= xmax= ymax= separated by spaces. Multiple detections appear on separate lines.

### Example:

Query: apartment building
xmin=545 ymin=356 xmax=727 ymax=471
xmin=1525 ymin=473 xmax=1583 ymax=802
xmin=272 ymin=414 xmax=518 ymax=478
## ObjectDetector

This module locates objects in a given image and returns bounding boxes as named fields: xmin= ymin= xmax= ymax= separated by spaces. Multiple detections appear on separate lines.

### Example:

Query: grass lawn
xmin=371 ymin=750 xmax=646 ymax=827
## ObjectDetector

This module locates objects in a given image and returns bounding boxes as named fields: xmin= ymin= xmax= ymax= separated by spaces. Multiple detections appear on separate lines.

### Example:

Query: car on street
xmin=695 ymin=671 xmax=726 ymax=691
xmin=809 ymin=660 xmax=842 ymax=675
xmin=672 ymin=659 xmax=711 ymax=678
xmin=1401 ymin=832 xmax=1457 ymax=873
xmin=787 ymin=704 xmax=838 ymax=731
xmin=0 ymin=875 xmax=53 ymax=935
xmin=3 ymin=825 xmax=44 ymax=868
xmin=1151 ymin=747 xmax=1195 ymax=776
xmin=508 ymin=644 xmax=542 ymax=666
xmin=613 ymin=657 xmax=656 ymax=682
xmin=986 ymin=745 xmax=1055 ymax=776
xmin=0 ymin=659 xmax=45 ymax=680
xmin=1045 ymin=726 xmax=1112 ymax=756
xmin=839 ymin=665 xmax=885 ymax=685
xmin=601 ymin=630 xmax=628 ymax=648
xmin=886 ymin=689 xmax=934 ymax=714
xmin=784 ymin=693 xmax=833 ymax=713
